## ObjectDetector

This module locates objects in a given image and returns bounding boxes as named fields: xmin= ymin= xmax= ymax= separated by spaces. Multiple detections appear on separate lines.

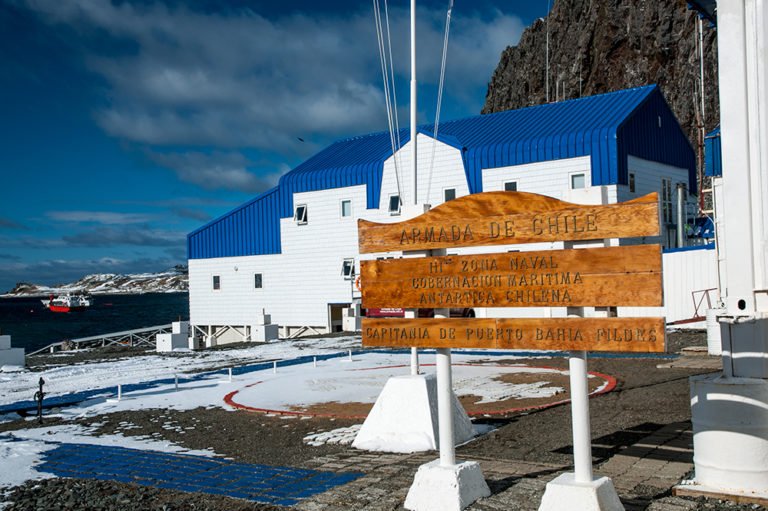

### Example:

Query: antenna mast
xmin=546 ymin=0 xmax=551 ymax=102
xmin=410 ymin=0 xmax=418 ymax=204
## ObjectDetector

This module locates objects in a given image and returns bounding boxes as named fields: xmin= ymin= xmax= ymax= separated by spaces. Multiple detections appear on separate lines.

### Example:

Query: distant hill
xmin=2 ymin=265 xmax=189 ymax=297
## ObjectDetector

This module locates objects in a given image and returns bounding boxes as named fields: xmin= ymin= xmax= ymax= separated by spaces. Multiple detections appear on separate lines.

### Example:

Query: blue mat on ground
xmin=38 ymin=442 xmax=362 ymax=507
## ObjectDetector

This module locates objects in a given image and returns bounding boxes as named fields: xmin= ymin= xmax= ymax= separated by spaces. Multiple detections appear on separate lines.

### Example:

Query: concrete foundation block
xmin=538 ymin=473 xmax=624 ymax=511
xmin=404 ymin=459 xmax=490 ymax=511
xmin=251 ymin=324 xmax=278 ymax=342
xmin=0 ymin=335 xmax=11 ymax=350
xmin=172 ymin=321 xmax=189 ymax=335
xmin=156 ymin=333 xmax=188 ymax=352
xmin=352 ymin=373 xmax=474 ymax=453
xmin=0 ymin=348 xmax=25 ymax=368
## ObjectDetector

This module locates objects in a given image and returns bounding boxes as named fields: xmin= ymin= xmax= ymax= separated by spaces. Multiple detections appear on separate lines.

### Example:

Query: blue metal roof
xmin=427 ymin=85 xmax=695 ymax=195
xmin=705 ymin=126 xmax=721 ymax=177
xmin=189 ymin=85 xmax=696 ymax=260
xmin=188 ymin=187 xmax=281 ymax=259
xmin=276 ymin=130 xmax=403 ymax=219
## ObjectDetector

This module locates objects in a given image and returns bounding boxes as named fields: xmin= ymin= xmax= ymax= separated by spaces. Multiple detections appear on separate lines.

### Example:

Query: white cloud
xmin=23 ymin=1 xmax=524 ymax=154
xmin=146 ymin=150 xmax=280 ymax=193
xmin=47 ymin=211 xmax=158 ymax=224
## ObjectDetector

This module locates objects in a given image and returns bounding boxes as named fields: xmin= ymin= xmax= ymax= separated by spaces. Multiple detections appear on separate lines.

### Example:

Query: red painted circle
xmin=223 ymin=363 xmax=617 ymax=419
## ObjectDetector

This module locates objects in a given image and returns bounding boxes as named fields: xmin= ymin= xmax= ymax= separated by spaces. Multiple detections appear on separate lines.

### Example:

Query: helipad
xmin=224 ymin=352 xmax=616 ymax=419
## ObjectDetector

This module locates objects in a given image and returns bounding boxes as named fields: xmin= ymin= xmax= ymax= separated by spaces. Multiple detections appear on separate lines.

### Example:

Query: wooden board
xmin=360 ymin=244 xmax=662 ymax=308
xmin=362 ymin=317 xmax=666 ymax=352
xmin=358 ymin=192 xmax=660 ymax=253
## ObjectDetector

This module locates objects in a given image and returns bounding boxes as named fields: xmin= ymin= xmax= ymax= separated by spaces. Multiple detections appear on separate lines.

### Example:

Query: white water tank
xmin=690 ymin=374 xmax=768 ymax=493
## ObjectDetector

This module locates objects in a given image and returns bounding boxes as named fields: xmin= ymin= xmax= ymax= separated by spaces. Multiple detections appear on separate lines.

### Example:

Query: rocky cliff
xmin=483 ymin=0 xmax=719 ymax=148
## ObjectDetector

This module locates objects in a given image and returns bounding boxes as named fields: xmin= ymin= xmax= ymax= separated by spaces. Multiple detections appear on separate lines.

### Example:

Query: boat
xmin=41 ymin=293 xmax=91 ymax=313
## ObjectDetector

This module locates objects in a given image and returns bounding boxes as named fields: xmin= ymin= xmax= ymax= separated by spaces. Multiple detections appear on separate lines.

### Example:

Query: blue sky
xmin=0 ymin=1 xmax=545 ymax=291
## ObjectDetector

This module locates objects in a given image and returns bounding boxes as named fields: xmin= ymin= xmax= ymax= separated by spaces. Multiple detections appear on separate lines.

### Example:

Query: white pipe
xmin=677 ymin=183 xmax=686 ymax=248
xmin=117 ymin=384 xmax=122 ymax=401
xmin=411 ymin=347 xmax=419 ymax=375
xmin=228 ymin=367 xmax=232 ymax=382
xmin=410 ymin=0 xmax=417 ymax=205
xmin=174 ymin=375 xmax=178 ymax=391
xmin=569 ymin=351 xmax=593 ymax=483
xmin=436 ymin=347 xmax=455 ymax=466
xmin=273 ymin=361 xmax=277 ymax=374
xmin=313 ymin=356 xmax=317 ymax=368
xmin=348 ymin=349 xmax=353 ymax=362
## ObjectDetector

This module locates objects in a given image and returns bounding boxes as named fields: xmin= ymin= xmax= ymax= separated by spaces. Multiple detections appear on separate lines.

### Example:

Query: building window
xmin=444 ymin=188 xmax=456 ymax=202
xmin=629 ymin=173 xmax=636 ymax=193
xmin=212 ymin=275 xmax=220 ymax=290
xmin=254 ymin=273 xmax=262 ymax=289
xmin=388 ymin=194 xmax=401 ymax=215
xmin=504 ymin=181 xmax=518 ymax=192
xmin=294 ymin=204 xmax=308 ymax=224
xmin=341 ymin=199 xmax=352 ymax=217
xmin=341 ymin=259 xmax=355 ymax=279
xmin=662 ymin=178 xmax=673 ymax=224
xmin=570 ymin=173 xmax=586 ymax=190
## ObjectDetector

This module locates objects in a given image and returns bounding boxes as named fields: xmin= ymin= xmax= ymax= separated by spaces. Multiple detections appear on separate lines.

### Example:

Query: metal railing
xmin=28 ymin=324 xmax=173 ymax=356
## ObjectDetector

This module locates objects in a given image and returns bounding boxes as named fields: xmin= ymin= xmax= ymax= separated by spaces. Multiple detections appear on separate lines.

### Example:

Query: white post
xmin=273 ymin=361 xmax=277 ymax=374
xmin=313 ymin=356 xmax=317 ymax=368
xmin=676 ymin=183 xmax=686 ymax=248
xmin=569 ymin=351 xmax=594 ymax=483
xmin=228 ymin=367 xmax=233 ymax=382
xmin=117 ymin=384 xmax=122 ymax=401
xmin=436 ymin=347 xmax=455 ymax=466
xmin=348 ymin=349 xmax=353 ymax=362
xmin=174 ymin=375 xmax=178 ymax=391
xmin=409 ymin=0 xmax=420 ymax=377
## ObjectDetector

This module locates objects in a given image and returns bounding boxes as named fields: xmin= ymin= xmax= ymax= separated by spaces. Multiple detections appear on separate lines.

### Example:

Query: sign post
xmin=357 ymin=191 xmax=664 ymax=511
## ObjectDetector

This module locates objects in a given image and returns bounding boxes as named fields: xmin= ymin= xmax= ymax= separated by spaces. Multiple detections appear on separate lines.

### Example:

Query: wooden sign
xmin=357 ymin=191 xmax=666 ymax=353
xmin=361 ymin=244 xmax=662 ymax=308
xmin=362 ymin=317 xmax=666 ymax=353
xmin=358 ymin=192 xmax=659 ymax=253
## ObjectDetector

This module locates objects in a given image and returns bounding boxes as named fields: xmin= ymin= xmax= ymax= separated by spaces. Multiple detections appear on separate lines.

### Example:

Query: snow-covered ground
xmin=0 ymin=337 xmax=359 ymax=406
xmin=0 ymin=336 xmax=577 ymax=497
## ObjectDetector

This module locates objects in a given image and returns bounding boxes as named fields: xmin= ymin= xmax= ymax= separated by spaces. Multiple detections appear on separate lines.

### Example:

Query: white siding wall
xmin=620 ymin=156 xmax=695 ymax=249
xmin=190 ymin=184 xmax=369 ymax=329
xmin=619 ymin=247 xmax=720 ymax=325
xmin=189 ymin=146 xmax=702 ymax=334
xmin=378 ymin=133 xmax=469 ymax=209
xmin=190 ymin=136 xmax=470 ymax=332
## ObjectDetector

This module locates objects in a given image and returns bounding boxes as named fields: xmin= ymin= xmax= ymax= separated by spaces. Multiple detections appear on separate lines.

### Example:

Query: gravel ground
xmin=2 ymin=478 xmax=284 ymax=511
xmin=3 ymin=331 xmax=761 ymax=511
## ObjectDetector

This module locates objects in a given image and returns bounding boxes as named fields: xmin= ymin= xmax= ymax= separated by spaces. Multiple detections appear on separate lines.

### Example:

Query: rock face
xmin=482 ymin=0 xmax=719 ymax=148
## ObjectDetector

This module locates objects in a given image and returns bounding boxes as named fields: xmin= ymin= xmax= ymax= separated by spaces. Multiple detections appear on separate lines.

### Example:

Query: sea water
xmin=0 ymin=293 xmax=189 ymax=353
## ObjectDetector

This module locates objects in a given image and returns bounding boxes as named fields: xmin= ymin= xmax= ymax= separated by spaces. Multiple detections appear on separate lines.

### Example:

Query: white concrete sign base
xmin=538 ymin=473 xmax=624 ymax=511
xmin=352 ymin=373 xmax=474 ymax=453
xmin=404 ymin=459 xmax=490 ymax=511
xmin=690 ymin=374 xmax=768 ymax=493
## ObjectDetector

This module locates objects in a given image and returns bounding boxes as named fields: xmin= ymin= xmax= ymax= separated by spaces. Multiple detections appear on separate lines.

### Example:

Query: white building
xmin=187 ymin=85 xmax=698 ymax=344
